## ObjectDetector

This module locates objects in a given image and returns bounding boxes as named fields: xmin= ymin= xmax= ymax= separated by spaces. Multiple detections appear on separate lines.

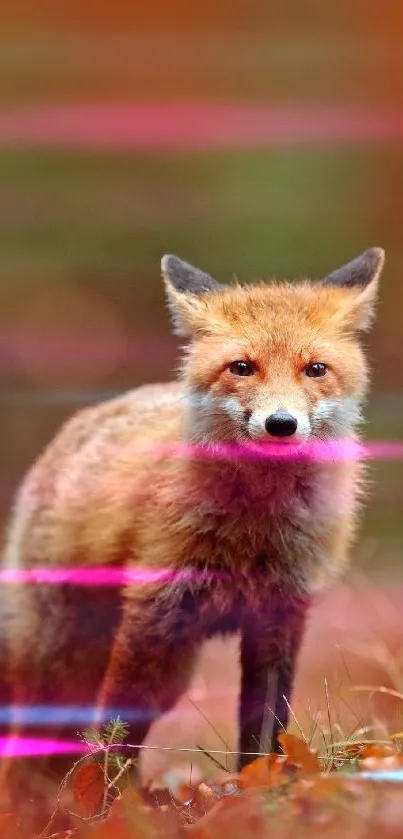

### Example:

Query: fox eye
xmin=305 ymin=362 xmax=327 ymax=378
xmin=229 ymin=360 xmax=254 ymax=377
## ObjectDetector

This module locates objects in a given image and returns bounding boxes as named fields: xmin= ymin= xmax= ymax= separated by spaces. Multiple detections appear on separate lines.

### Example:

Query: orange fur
xmin=0 ymin=249 xmax=384 ymax=828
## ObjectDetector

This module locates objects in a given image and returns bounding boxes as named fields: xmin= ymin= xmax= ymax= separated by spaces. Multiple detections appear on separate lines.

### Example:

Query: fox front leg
xmin=238 ymin=596 xmax=309 ymax=768
xmin=96 ymin=587 xmax=201 ymax=770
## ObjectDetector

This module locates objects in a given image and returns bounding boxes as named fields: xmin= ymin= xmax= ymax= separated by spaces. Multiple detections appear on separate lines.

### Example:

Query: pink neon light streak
xmin=69 ymin=438 xmax=402 ymax=463
xmin=0 ymin=737 xmax=84 ymax=758
xmin=0 ymin=103 xmax=402 ymax=151
xmin=0 ymin=567 xmax=179 ymax=586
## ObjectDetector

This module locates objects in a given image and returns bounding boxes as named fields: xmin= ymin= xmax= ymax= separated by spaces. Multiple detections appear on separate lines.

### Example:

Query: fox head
xmin=161 ymin=249 xmax=384 ymax=448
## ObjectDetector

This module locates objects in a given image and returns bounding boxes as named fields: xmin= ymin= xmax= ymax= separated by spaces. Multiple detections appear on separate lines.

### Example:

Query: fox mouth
xmin=241 ymin=430 xmax=308 ymax=453
xmin=246 ymin=436 xmax=304 ymax=447
xmin=243 ymin=421 xmax=311 ymax=448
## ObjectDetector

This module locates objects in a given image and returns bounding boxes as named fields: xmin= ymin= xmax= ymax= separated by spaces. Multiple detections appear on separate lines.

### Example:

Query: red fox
xmin=1 ymin=247 xmax=384 ymax=818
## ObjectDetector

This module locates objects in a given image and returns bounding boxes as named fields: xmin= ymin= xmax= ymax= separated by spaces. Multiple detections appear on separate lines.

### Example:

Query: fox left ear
xmin=320 ymin=247 xmax=385 ymax=331
xmin=161 ymin=254 xmax=226 ymax=336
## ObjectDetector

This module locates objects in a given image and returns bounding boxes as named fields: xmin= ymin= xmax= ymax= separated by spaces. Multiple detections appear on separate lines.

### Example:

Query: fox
xmin=0 ymin=247 xmax=384 ymax=822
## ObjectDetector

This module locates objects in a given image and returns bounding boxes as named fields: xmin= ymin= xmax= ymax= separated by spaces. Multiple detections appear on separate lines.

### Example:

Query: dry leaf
xmin=361 ymin=745 xmax=398 ymax=758
xmin=278 ymin=733 xmax=321 ymax=775
xmin=106 ymin=788 xmax=180 ymax=839
xmin=389 ymin=731 xmax=403 ymax=742
xmin=186 ymin=793 xmax=265 ymax=839
xmin=359 ymin=744 xmax=403 ymax=772
xmin=194 ymin=782 xmax=217 ymax=813
xmin=0 ymin=813 xmax=21 ymax=839
xmin=147 ymin=806 xmax=182 ymax=839
xmin=78 ymin=818 xmax=145 ymax=839
xmin=107 ymin=786 xmax=145 ymax=821
xmin=171 ymin=783 xmax=195 ymax=805
xmin=239 ymin=754 xmax=286 ymax=790
xmin=290 ymin=775 xmax=347 ymax=806
xmin=360 ymin=754 xmax=403 ymax=772
xmin=72 ymin=760 xmax=105 ymax=817
xmin=333 ymin=742 xmax=366 ymax=762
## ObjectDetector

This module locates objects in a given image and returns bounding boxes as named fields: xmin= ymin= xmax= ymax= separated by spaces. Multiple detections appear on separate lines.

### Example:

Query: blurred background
xmin=0 ymin=0 xmax=403 ymax=773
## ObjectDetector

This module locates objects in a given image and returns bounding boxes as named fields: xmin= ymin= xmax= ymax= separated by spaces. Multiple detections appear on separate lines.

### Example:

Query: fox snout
xmin=264 ymin=411 xmax=298 ymax=438
xmin=247 ymin=406 xmax=312 ymax=445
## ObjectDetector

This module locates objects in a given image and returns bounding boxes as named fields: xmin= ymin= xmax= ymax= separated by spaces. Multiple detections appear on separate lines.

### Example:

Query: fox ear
xmin=161 ymin=254 xmax=226 ymax=336
xmin=321 ymin=247 xmax=385 ymax=290
xmin=320 ymin=247 xmax=385 ymax=331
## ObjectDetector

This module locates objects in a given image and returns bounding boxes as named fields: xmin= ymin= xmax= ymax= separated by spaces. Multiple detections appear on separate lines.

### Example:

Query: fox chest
xmin=170 ymin=508 xmax=321 ymax=630
xmin=156 ymin=545 xmax=311 ymax=644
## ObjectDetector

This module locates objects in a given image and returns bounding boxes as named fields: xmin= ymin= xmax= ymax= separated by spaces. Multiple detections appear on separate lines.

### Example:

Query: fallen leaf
xmin=186 ymin=793 xmax=265 ymax=839
xmin=359 ymin=744 xmax=403 ymax=772
xmin=107 ymin=786 xmax=145 ymax=821
xmin=0 ymin=813 xmax=21 ymax=839
xmin=290 ymin=775 xmax=348 ymax=806
xmin=332 ymin=742 xmax=366 ymax=762
xmin=239 ymin=754 xmax=286 ymax=790
xmin=278 ymin=733 xmax=321 ymax=775
xmin=106 ymin=788 xmax=180 ymax=839
xmin=78 ymin=819 xmax=130 ymax=839
xmin=72 ymin=760 xmax=105 ymax=817
xmin=361 ymin=745 xmax=398 ymax=758
xmin=194 ymin=782 xmax=216 ymax=813
xmin=360 ymin=754 xmax=403 ymax=772
xmin=172 ymin=783 xmax=194 ymax=805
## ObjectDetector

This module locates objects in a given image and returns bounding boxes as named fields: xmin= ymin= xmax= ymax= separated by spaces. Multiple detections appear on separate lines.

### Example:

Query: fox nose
xmin=265 ymin=412 xmax=298 ymax=438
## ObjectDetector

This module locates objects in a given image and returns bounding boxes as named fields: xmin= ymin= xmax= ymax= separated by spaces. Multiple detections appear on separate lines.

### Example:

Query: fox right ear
xmin=161 ymin=255 xmax=226 ymax=336
xmin=320 ymin=247 xmax=385 ymax=291
xmin=320 ymin=247 xmax=385 ymax=331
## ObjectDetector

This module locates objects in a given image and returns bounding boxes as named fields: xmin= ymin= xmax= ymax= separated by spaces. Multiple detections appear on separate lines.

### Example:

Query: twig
xmin=195 ymin=745 xmax=229 ymax=773
xmin=187 ymin=697 xmax=231 ymax=751
xmin=36 ymin=753 xmax=90 ymax=839
xmin=102 ymin=719 xmax=120 ymax=812
xmin=324 ymin=678 xmax=334 ymax=770
xmin=107 ymin=757 xmax=133 ymax=792
xmin=282 ymin=694 xmax=308 ymax=744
